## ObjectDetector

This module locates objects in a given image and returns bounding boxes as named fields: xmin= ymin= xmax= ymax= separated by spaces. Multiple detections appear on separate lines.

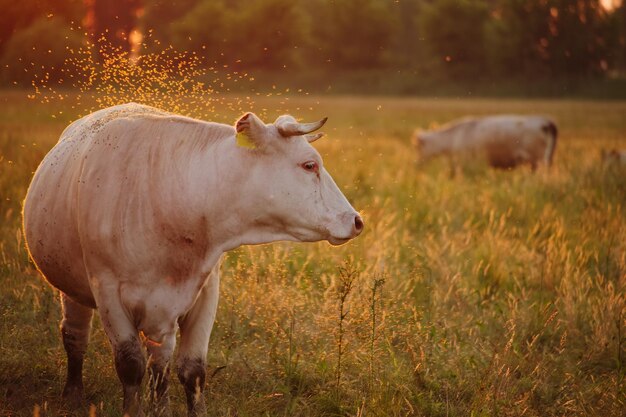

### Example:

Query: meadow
xmin=0 ymin=91 xmax=624 ymax=416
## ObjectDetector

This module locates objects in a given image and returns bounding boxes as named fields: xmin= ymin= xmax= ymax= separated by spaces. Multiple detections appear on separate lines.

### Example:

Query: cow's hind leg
xmin=60 ymin=293 xmax=93 ymax=406
xmin=177 ymin=264 xmax=220 ymax=417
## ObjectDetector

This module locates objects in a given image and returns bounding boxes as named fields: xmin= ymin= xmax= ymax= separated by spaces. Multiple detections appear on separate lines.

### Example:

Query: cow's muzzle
xmin=328 ymin=213 xmax=364 ymax=246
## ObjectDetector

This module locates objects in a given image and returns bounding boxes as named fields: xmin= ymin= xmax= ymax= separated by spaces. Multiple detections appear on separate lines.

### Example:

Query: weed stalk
xmin=335 ymin=261 xmax=357 ymax=400
xmin=369 ymin=274 xmax=385 ymax=392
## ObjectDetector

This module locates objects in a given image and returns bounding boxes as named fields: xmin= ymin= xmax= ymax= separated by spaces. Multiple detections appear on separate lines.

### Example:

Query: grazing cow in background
xmin=601 ymin=149 xmax=626 ymax=165
xmin=22 ymin=103 xmax=363 ymax=417
xmin=414 ymin=115 xmax=558 ymax=173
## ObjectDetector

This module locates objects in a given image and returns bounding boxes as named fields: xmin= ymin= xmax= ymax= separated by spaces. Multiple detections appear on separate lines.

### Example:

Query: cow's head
xmin=234 ymin=112 xmax=363 ymax=246
xmin=413 ymin=130 xmax=438 ymax=161
xmin=601 ymin=149 xmax=620 ymax=163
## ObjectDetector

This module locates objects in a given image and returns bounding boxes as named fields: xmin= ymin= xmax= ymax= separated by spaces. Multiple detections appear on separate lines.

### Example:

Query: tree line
xmin=1 ymin=0 xmax=625 ymax=85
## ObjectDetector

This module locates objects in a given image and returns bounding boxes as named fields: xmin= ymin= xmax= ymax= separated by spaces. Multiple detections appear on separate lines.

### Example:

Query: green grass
xmin=0 ymin=91 xmax=625 ymax=416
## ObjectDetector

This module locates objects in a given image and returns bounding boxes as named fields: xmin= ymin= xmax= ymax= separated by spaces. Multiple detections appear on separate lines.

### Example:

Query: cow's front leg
xmin=95 ymin=283 xmax=146 ymax=417
xmin=60 ymin=293 xmax=93 ymax=406
xmin=447 ymin=154 xmax=458 ymax=178
xmin=146 ymin=332 xmax=176 ymax=417
xmin=114 ymin=337 xmax=146 ymax=416
xmin=177 ymin=265 xmax=220 ymax=417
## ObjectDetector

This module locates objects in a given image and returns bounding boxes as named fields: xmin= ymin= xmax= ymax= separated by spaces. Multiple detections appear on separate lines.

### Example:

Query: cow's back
xmin=474 ymin=115 xmax=554 ymax=168
xmin=23 ymin=104 xmax=230 ymax=307
xmin=22 ymin=107 xmax=126 ymax=306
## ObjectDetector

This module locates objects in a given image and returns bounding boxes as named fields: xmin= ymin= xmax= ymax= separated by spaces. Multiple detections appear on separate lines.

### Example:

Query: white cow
xmin=414 ymin=115 xmax=558 ymax=172
xmin=22 ymin=103 xmax=363 ymax=416
xmin=602 ymin=149 xmax=626 ymax=165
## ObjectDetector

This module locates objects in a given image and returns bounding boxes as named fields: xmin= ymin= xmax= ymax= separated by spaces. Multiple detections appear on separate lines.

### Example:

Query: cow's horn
xmin=276 ymin=116 xmax=328 ymax=137
xmin=305 ymin=132 xmax=324 ymax=143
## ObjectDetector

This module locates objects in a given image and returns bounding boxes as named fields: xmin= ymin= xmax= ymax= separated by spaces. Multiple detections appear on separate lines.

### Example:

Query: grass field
xmin=0 ymin=91 xmax=625 ymax=416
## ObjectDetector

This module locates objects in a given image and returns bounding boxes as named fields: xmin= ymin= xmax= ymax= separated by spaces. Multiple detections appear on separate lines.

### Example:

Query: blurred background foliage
xmin=1 ymin=0 xmax=626 ymax=95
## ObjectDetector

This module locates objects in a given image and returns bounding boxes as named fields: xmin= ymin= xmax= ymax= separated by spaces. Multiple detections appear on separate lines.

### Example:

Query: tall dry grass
xmin=0 ymin=92 xmax=624 ymax=416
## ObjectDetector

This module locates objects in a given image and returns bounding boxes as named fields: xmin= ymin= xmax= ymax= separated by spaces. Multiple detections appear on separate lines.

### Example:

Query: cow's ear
xmin=234 ymin=112 xmax=267 ymax=149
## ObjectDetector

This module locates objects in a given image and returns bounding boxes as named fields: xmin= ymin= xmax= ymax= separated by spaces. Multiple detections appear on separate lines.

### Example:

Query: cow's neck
xmin=192 ymin=140 xmax=292 ymax=257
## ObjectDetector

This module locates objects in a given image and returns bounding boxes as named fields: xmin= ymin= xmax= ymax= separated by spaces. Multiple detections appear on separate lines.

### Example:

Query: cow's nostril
xmin=354 ymin=215 xmax=364 ymax=232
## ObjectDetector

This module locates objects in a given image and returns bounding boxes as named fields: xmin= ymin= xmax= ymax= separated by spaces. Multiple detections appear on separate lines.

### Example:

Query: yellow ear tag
xmin=236 ymin=131 xmax=256 ymax=149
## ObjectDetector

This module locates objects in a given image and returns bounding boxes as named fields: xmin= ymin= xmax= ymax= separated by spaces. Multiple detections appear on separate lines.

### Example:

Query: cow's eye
xmin=302 ymin=161 xmax=319 ymax=173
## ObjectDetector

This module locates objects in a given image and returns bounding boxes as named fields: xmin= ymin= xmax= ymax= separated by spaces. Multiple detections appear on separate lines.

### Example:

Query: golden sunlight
xmin=601 ymin=0 xmax=622 ymax=9
xmin=2 ymin=1 xmax=626 ymax=416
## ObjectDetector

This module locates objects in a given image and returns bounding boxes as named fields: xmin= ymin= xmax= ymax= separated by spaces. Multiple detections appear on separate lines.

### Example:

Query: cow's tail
xmin=542 ymin=120 xmax=558 ymax=167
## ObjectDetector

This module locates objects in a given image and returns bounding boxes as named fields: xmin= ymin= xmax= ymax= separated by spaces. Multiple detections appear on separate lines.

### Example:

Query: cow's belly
xmin=24 ymin=142 xmax=96 ymax=308
xmin=27 ymin=230 xmax=94 ymax=307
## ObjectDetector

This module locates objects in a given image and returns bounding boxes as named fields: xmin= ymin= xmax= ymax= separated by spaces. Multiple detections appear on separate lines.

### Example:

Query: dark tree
xmin=486 ymin=0 xmax=616 ymax=78
xmin=86 ymin=0 xmax=142 ymax=56
xmin=141 ymin=0 xmax=197 ymax=49
xmin=0 ymin=0 xmax=83 ymax=54
xmin=308 ymin=0 xmax=399 ymax=69
xmin=421 ymin=0 xmax=490 ymax=79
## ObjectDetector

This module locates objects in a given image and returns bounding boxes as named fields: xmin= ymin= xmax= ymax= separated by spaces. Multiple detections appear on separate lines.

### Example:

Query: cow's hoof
xmin=155 ymin=407 xmax=173 ymax=417
xmin=190 ymin=398 xmax=207 ymax=417
xmin=62 ymin=384 xmax=84 ymax=408
xmin=149 ymin=397 xmax=172 ymax=417
xmin=122 ymin=406 xmax=145 ymax=417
